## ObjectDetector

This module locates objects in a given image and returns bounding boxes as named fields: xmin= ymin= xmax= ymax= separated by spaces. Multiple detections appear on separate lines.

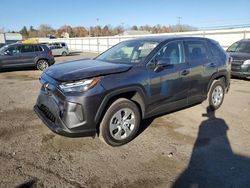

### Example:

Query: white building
xmin=0 ymin=33 xmax=23 ymax=45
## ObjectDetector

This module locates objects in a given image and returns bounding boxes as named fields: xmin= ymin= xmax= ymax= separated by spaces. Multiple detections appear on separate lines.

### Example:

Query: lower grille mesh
xmin=39 ymin=105 xmax=56 ymax=123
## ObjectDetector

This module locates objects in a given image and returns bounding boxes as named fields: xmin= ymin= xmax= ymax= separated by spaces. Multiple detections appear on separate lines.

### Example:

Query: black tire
xmin=99 ymin=98 xmax=141 ymax=146
xmin=208 ymin=79 xmax=225 ymax=110
xmin=62 ymin=51 xmax=67 ymax=56
xmin=36 ymin=59 xmax=49 ymax=71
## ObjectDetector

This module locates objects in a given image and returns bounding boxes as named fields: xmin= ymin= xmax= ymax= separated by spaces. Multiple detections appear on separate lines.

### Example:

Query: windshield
xmin=96 ymin=40 xmax=159 ymax=64
xmin=227 ymin=41 xmax=250 ymax=53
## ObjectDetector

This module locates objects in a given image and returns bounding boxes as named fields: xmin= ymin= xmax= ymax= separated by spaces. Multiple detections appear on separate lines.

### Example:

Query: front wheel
xmin=99 ymin=98 xmax=141 ymax=146
xmin=36 ymin=59 xmax=49 ymax=71
xmin=208 ymin=80 xmax=225 ymax=110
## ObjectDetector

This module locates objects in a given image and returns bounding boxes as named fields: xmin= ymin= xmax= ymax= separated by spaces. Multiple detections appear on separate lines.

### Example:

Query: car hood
xmin=44 ymin=59 xmax=133 ymax=82
xmin=228 ymin=52 xmax=250 ymax=61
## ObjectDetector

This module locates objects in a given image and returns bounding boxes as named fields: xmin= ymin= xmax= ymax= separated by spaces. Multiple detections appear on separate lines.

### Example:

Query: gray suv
xmin=0 ymin=43 xmax=55 ymax=71
xmin=34 ymin=37 xmax=231 ymax=146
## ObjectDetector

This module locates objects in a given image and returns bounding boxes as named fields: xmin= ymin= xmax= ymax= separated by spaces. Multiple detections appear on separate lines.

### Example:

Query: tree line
xmin=18 ymin=24 xmax=197 ymax=38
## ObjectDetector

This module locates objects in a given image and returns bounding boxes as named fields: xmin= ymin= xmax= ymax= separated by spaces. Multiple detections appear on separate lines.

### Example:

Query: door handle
xmin=181 ymin=69 xmax=190 ymax=76
xmin=208 ymin=62 xmax=217 ymax=67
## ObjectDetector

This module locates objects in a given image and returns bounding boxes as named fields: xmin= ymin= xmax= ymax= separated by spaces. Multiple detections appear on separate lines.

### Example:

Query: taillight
xmin=48 ymin=50 xmax=53 ymax=56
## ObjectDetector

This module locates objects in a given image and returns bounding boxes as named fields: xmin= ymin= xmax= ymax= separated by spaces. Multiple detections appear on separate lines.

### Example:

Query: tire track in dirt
xmin=0 ymin=151 xmax=85 ymax=188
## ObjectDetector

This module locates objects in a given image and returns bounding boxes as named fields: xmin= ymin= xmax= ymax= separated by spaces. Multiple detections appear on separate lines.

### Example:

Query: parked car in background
xmin=227 ymin=39 xmax=250 ymax=78
xmin=34 ymin=37 xmax=231 ymax=146
xmin=49 ymin=45 xmax=69 ymax=56
xmin=0 ymin=43 xmax=55 ymax=71
xmin=49 ymin=42 xmax=68 ymax=49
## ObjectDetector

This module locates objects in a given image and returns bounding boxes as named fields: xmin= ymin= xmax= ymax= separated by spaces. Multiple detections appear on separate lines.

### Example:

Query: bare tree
xmin=72 ymin=26 xmax=88 ymax=37
xmin=16 ymin=23 xmax=198 ymax=39
xmin=38 ymin=24 xmax=54 ymax=37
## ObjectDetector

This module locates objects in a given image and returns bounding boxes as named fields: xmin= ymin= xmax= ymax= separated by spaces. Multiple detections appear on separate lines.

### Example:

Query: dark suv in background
xmin=227 ymin=39 xmax=250 ymax=78
xmin=0 ymin=43 xmax=55 ymax=71
xmin=34 ymin=37 xmax=231 ymax=146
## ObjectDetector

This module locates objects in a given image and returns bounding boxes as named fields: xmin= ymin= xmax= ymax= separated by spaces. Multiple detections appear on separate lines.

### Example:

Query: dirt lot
xmin=0 ymin=53 xmax=250 ymax=188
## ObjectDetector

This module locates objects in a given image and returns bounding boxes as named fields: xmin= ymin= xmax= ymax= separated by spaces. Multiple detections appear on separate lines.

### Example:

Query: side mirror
xmin=154 ymin=58 xmax=172 ymax=72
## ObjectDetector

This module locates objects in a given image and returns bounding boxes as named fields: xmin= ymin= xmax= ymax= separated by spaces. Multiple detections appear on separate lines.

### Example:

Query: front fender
xmin=94 ymin=85 xmax=147 ymax=124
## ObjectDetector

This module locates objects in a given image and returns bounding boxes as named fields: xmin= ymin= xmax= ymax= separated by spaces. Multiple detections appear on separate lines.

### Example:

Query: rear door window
xmin=154 ymin=41 xmax=184 ymax=65
xmin=184 ymin=40 xmax=210 ymax=65
xmin=18 ymin=45 xmax=35 ymax=53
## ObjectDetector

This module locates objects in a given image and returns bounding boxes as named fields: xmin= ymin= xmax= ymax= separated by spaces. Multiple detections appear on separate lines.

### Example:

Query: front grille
xmin=231 ymin=60 xmax=243 ymax=72
xmin=232 ymin=60 xmax=244 ymax=65
xmin=231 ymin=64 xmax=241 ymax=71
xmin=38 ymin=105 xmax=56 ymax=123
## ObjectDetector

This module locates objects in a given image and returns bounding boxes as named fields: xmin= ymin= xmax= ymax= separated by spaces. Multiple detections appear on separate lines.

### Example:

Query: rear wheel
xmin=62 ymin=51 xmax=67 ymax=56
xmin=208 ymin=80 xmax=225 ymax=110
xmin=99 ymin=98 xmax=141 ymax=146
xmin=36 ymin=59 xmax=49 ymax=71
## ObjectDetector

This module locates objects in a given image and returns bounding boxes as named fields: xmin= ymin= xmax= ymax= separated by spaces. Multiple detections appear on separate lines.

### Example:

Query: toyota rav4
xmin=34 ymin=37 xmax=231 ymax=146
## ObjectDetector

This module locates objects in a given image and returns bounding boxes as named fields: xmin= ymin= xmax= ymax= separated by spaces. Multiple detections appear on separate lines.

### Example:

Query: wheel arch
xmin=95 ymin=87 xmax=146 ymax=126
xmin=36 ymin=58 xmax=49 ymax=65
xmin=207 ymin=70 xmax=229 ymax=92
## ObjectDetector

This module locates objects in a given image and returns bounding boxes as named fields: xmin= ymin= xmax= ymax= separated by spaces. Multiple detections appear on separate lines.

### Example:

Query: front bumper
xmin=231 ymin=63 xmax=250 ymax=78
xmin=33 ymin=74 xmax=105 ymax=137
xmin=34 ymin=105 xmax=96 ymax=137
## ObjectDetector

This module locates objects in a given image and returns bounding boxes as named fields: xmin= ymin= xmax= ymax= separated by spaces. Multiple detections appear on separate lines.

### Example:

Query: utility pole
xmin=121 ymin=22 xmax=124 ymax=32
xmin=177 ymin=16 xmax=182 ymax=32
xmin=96 ymin=18 xmax=99 ymax=37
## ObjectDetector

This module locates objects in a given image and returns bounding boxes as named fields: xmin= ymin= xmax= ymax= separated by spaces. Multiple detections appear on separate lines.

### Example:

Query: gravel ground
xmin=0 ymin=53 xmax=250 ymax=188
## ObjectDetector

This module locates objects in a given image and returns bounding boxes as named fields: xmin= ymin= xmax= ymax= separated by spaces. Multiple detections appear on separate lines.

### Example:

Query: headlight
xmin=243 ymin=60 xmax=250 ymax=65
xmin=59 ymin=77 xmax=101 ymax=93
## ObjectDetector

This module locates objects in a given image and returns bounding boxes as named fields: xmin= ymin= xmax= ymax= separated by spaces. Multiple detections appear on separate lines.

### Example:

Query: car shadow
xmin=16 ymin=178 xmax=38 ymax=188
xmin=172 ymin=107 xmax=250 ymax=188
xmin=67 ymin=51 xmax=84 ymax=56
xmin=136 ymin=102 xmax=202 ymax=138
xmin=0 ymin=67 xmax=38 ymax=73
xmin=136 ymin=117 xmax=155 ymax=136
xmin=231 ymin=76 xmax=250 ymax=81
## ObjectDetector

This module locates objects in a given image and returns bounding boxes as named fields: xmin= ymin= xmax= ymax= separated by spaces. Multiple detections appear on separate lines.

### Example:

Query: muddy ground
xmin=0 ymin=53 xmax=250 ymax=188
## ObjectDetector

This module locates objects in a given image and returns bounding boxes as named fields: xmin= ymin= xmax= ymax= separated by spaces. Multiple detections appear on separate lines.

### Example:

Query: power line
xmin=199 ymin=23 xmax=250 ymax=30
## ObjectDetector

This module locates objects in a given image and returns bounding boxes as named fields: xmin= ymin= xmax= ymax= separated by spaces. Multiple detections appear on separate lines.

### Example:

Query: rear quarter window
xmin=34 ymin=45 xmax=43 ymax=52
xmin=208 ymin=41 xmax=227 ymax=62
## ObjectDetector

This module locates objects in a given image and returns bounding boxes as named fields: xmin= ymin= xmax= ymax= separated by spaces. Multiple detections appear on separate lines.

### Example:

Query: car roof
xmin=8 ymin=43 xmax=40 ymax=46
xmin=239 ymin=39 xmax=250 ymax=43
xmin=129 ymin=36 xmax=212 ymax=43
